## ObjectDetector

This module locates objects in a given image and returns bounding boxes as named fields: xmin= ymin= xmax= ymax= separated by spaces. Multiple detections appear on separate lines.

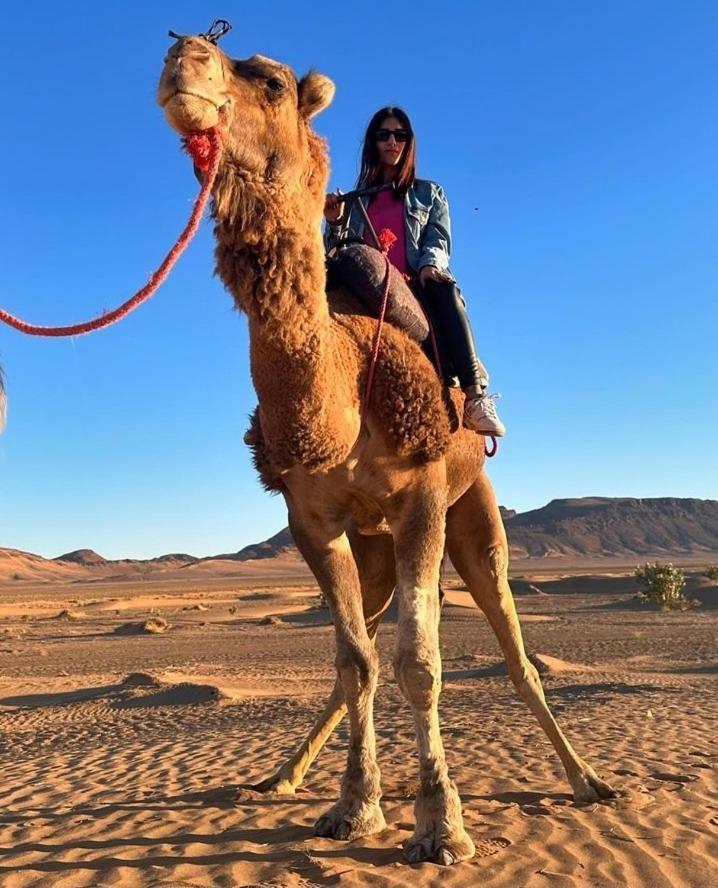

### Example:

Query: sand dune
xmin=0 ymin=571 xmax=716 ymax=886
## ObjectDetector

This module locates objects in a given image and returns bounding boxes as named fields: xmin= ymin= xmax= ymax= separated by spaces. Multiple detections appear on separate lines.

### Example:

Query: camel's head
xmin=158 ymin=29 xmax=334 ymax=194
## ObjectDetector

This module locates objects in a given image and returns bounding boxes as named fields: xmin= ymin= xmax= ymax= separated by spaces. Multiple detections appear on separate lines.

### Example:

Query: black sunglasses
xmin=375 ymin=128 xmax=409 ymax=143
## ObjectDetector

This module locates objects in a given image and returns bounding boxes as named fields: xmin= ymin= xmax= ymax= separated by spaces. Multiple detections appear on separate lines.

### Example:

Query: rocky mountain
xmin=505 ymin=497 xmax=718 ymax=558
xmin=209 ymin=528 xmax=296 ymax=562
xmin=213 ymin=498 xmax=718 ymax=561
xmin=54 ymin=549 xmax=107 ymax=566
xmin=2 ymin=498 xmax=716 ymax=583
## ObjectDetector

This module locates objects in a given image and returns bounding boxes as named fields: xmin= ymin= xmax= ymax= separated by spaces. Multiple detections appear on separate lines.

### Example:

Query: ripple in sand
xmin=651 ymin=772 xmax=699 ymax=784
xmin=53 ymin=608 xmax=84 ymax=621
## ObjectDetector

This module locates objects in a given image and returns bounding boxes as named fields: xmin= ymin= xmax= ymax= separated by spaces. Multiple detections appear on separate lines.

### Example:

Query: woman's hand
xmin=324 ymin=190 xmax=345 ymax=224
xmin=419 ymin=265 xmax=452 ymax=286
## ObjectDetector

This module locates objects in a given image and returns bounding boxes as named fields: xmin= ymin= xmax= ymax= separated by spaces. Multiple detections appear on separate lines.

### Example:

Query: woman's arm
xmin=418 ymin=185 xmax=452 ymax=272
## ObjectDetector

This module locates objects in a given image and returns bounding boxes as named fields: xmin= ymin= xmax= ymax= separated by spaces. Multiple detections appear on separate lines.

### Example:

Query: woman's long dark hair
xmin=357 ymin=106 xmax=416 ymax=196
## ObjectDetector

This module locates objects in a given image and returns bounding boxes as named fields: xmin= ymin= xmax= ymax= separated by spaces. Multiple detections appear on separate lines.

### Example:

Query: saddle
xmin=327 ymin=242 xmax=461 ymax=387
xmin=327 ymin=243 xmax=429 ymax=345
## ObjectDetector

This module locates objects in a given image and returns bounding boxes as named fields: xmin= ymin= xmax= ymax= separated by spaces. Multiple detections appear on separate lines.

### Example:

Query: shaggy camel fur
xmin=158 ymin=36 xmax=616 ymax=865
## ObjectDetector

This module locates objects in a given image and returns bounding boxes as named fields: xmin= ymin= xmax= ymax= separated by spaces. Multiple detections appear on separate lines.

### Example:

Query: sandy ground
xmin=0 ymin=572 xmax=716 ymax=888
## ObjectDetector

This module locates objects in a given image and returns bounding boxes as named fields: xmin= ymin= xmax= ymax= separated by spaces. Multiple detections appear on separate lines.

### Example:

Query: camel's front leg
xmin=288 ymin=509 xmax=386 ymax=840
xmin=249 ymin=530 xmax=396 ymax=794
xmin=389 ymin=481 xmax=475 ymax=866
xmin=446 ymin=473 xmax=617 ymax=804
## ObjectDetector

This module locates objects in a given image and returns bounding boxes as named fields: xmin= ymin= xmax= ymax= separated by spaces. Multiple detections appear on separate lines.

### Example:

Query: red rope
xmin=362 ymin=251 xmax=393 ymax=413
xmin=0 ymin=128 xmax=222 ymax=337
xmin=485 ymin=435 xmax=498 ymax=458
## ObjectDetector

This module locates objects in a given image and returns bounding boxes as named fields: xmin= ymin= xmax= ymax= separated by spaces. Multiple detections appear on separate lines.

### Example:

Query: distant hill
xmin=505 ymin=497 xmax=718 ymax=558
xmin=209 ymin=528 xmax=296 ymax=562
xmin=2 ymin=497 xmax=717 ymax=583
xmin=54 ymin=549 xmax=107 ymax=566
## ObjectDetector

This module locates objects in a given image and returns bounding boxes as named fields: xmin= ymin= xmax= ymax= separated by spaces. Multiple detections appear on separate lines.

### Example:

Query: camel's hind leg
xmin=446 ymin=473 xmax=617 ymax=803
xmin=249 ymin=529 xmax=396 ymax=794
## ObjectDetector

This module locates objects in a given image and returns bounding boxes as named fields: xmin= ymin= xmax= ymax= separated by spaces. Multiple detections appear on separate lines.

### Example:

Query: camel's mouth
xmin=161 ymin=89 xmax=226 ymax=135
xmin=159 ymin=88 xmax=216 ymax=109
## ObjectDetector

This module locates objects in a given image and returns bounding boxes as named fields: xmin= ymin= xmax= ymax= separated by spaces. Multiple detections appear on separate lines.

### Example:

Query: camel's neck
xmin=212 ymin=157 xmax=356 ymax=470
xmin=213 ymin=171 xmax=330 ymax=374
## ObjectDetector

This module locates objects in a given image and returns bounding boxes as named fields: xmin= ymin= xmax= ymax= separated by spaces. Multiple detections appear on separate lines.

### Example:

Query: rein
xmin=0 ymin=128 xmax=222 ymax=337
xmin=361 ymin=234 xmax=395 ymax=414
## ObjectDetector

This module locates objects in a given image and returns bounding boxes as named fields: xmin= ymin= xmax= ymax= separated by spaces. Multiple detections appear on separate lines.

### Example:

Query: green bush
xmin=703 ymin=566 xmax=718 ymax=581
xmin=634 ymin=562 xmax=687 ymax=611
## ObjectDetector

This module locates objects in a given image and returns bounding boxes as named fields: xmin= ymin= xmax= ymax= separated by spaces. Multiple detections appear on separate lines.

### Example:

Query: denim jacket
xmin=325 ymin=179 xmax=453 ymax=277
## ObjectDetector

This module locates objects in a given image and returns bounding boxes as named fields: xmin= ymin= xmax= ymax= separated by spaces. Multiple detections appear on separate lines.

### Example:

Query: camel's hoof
xmin=314 ymin=800 xmax=386 ymax=841
xmin=404 ymin=829 xmax=475 ymax=866
xmin=246 ymin=774 xmax=297 ymax=795
xmin=572 ymin=769 xmax=619 ymax=804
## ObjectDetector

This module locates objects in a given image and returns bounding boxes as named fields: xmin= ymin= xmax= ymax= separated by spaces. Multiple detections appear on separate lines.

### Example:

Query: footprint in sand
xmin=474 ymin=836 xmax=512 ymax=858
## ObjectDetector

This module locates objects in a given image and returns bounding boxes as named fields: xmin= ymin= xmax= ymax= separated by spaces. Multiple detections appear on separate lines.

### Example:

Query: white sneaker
xmin=463 ymin=392 xmax=506 ymax=437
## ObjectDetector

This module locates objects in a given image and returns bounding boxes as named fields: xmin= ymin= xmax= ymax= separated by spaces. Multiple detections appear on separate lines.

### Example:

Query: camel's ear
xmin=298 ymin=71 xmax=335 ymax=119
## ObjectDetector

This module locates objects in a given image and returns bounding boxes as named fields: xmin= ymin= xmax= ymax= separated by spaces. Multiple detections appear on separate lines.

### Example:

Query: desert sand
xmin=0 ymin=568 xmax=716 ymax=888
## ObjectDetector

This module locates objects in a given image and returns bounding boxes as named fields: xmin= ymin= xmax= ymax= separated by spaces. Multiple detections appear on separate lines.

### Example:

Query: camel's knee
xmin=466 ymin=542 xmax=511 ymax=601
xmin=393 ymin=649 xmax=441 ymax=710
xmin=484 ymin=543 xmax=508 ymax=581
xmin=336 ymin=644 xmax=378 ymax=698
xmin=508 ymin=658 xmax=546 ymax=704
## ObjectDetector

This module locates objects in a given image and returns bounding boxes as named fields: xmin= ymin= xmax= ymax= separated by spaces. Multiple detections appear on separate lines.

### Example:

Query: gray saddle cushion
xmin=330 ymin=243 xmax=429 ymax=344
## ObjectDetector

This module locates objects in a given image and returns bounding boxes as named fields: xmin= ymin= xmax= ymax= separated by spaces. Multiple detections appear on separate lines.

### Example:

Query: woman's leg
xmin=421 ymin=279 xmax=488 ymax=389
xmin=420 ymin=279 xmax=505 ymax=436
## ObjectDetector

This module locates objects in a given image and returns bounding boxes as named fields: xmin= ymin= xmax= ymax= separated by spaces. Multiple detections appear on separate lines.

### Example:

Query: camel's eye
xmin=266 ymin=76 xmax=285 ymax=92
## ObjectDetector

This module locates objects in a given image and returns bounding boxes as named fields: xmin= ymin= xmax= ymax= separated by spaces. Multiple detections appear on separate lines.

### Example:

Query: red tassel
xmin=378 ymin=227 xmax=397 ymax=254
xmin=182 ymin=131 xmax=214 ymax=172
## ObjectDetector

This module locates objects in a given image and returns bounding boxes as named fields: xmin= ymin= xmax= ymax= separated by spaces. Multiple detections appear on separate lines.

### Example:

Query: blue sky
xmin=0 ymin=2 xmax=716 ymax=559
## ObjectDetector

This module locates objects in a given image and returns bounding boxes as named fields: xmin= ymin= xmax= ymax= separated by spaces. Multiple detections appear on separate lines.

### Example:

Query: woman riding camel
xmin=324 ymin=105 xmax=505 ymax=437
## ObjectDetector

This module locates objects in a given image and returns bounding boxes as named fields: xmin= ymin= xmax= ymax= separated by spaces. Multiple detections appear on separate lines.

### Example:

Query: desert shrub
xmin=703 ymin=566 xmax=718 ymax=581
xmin=634 ymin=562 xmax=686 ymax=611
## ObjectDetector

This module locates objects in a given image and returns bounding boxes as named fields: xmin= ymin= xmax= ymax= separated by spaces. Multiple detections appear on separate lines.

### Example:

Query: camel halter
xmin=0 ymin=128 xmax=222 ymax=337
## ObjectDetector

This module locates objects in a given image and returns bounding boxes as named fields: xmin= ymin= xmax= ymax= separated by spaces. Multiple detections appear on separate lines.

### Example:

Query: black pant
xmin=416 ymin=279 xmax=489 ymax=390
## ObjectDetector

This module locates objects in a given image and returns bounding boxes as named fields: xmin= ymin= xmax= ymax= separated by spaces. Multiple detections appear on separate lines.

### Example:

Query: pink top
xmin=366 ymin=190 xmax=409 ymax=276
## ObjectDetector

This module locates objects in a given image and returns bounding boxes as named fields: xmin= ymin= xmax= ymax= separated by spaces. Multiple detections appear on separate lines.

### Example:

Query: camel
xmin=158 ymin=34 xmax=616 ymax=865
